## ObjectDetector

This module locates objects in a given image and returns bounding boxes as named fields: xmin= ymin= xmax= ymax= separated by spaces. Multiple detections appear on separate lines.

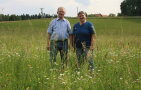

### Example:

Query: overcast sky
xmin=0 ymin=0 xmax=123 ymax=17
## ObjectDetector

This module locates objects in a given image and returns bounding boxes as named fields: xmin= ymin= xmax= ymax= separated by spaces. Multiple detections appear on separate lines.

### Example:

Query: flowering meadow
xmin=0 ymin=18 xmax=140 ymax=89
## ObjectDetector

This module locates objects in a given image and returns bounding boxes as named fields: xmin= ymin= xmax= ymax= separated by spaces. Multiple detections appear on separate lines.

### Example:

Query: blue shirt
xmin=47 ymin=18 xmax=72 ymax=40
xmin=73 ymin=21 xmax=95 ymax=48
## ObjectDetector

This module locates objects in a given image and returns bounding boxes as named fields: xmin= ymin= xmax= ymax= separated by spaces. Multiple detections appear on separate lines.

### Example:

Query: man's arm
xmin=47 ymin=33 xmax=51 ymax=50
xmin=69 ymin=34 xmax=73 ymax=49
xmin=90 ymin=34 xmax=95 ymax=51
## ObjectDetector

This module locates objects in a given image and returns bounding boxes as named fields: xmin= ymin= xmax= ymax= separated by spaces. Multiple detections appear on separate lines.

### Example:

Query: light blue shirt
xmin=47 ymin=18 xmax=72 ymax=40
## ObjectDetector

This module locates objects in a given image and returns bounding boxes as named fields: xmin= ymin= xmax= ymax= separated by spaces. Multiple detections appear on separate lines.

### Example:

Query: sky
xmin=0 ymin=0 xmax=124 ymax=17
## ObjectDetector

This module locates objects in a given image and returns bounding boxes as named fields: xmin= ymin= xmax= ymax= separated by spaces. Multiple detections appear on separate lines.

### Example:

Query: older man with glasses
xmin=46 ymin=7 xmax=72 ymax=68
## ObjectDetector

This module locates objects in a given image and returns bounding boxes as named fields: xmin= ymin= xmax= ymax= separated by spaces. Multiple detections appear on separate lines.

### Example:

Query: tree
xmin=0 ymin=14 xmax=3 ymax=21
xmin=9 ymin=14 xmax=16 ymax=21
xmin=109 ymin=13 xmax=116 ymax=17
xmin=117 ymin=13 xmax=123 ymax=16
xmin=120 ymin=0 xmax=141 ymax=16
xmin=38 ymin=13 xmax=41 ymax=19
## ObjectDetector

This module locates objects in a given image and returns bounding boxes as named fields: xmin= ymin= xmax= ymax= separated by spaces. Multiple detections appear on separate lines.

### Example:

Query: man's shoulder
xmin=50 ymin=18 xmax=57 ymax=23
xmin=64 ymin=18 xmax=70 ymax=23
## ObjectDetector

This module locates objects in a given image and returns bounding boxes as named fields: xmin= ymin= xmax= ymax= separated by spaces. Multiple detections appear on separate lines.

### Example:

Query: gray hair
xmin=57 ymin=7 xmax=66 ymax=12
xmin=77 ymin=11 xmax=87 ymax=16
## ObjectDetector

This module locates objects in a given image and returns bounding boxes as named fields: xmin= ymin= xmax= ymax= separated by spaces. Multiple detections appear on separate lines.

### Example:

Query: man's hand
xmin=46 ymin=45 xmax=50 ymax=50
xmin=47 ymin=33 xmax=51 ymax=51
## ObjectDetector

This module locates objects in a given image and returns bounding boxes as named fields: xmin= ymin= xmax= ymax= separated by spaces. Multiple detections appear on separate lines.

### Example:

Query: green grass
xmin=0 ymin=18 xmax=141 ymax=90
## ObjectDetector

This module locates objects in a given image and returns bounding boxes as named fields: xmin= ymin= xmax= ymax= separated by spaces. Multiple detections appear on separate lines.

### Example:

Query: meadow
xmin=0 ymin=17 xmax=141 ymax=90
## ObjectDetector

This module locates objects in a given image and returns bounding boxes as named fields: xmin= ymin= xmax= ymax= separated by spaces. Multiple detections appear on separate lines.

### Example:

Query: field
xmin=0 ymin=18 xmax=141 ymax=90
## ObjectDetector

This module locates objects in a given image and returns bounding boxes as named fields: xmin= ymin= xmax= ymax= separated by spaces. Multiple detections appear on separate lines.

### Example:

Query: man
xmin=47 ymin=7 xmax=72 ymax=68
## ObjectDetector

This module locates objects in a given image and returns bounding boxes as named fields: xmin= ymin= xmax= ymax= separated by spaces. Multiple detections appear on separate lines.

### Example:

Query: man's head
xmin=77 ymin=11 xmax=87 ymax=22
xmin=57 ymin=7 xmax=66 ymax=19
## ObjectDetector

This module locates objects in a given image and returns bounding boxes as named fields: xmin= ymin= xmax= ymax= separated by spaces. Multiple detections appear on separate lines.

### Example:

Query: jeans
xmin=76 ymin=47 xmax=94 ymax=69
xmin=50 ymin=39 xmax=68 ymax=67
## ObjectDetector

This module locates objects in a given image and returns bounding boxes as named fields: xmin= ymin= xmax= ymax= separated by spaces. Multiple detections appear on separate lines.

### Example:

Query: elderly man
xmin=47 ymin=7 xmax=72 ymax=68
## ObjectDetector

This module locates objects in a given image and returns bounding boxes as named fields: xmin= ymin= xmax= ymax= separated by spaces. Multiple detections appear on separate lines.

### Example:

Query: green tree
xmin=0 ymin=14 xmax=3 ymax=21
xmin=120 ymin=0 xmax=141 ymax=16
xmin=9 ymin=14 xmax=16 ymax=21
xmin=109 ymin=13 xmax=116 ymax=17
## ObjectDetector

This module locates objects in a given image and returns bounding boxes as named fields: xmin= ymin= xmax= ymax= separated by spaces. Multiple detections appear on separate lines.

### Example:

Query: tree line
xmin=120 ymin=0 xmax=141 ymax=16
xmin=0 ymin=13 xmax=57 ymax=21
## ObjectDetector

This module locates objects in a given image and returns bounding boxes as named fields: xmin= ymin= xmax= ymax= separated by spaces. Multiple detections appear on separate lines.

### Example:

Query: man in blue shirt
xmin=47 ymin=7 xmax=72 ymax=68
xmin=73 ymin=11 xmax=95 ymax=70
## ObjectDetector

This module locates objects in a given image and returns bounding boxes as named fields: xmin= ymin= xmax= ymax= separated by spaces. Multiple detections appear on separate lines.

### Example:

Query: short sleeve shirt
xmin=47 ymin=18 xmax=72 ymax=40
xmin=73 ymin=21 xmax=95 ymax=48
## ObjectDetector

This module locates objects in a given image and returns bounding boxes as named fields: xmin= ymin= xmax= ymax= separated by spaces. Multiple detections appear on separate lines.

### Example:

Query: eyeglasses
xmin=58 ymin=11 xmax=65 ymax=13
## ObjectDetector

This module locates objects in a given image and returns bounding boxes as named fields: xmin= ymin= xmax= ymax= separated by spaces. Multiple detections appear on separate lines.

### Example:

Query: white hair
xmin=57 ymin=7 xmax=66 ymax=12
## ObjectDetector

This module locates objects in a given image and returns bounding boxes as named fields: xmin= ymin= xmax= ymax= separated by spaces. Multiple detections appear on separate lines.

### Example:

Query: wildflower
xmin=54 ymin=62 xmax=58 ymax=65
xmin=80 ymin=76 xmax=83 ymax=79
xmin=38 ymin=78 xmax=40 ymax=81
xmin=50 ymin=69 xmax=53 ymax=71
xmin=46 ymin=78 xmax=49 ymax=80
xmin=120 ymin=78 xmax=123 ymax=80
xmin=15 ymin=52 xmax=20 ymax=57
xmin=98 ymin=70 xmax=101 ymax=72
xmin=88 ymin=76 xmax=92 ymax=79
xmin=44 ymin=76 xmax=47 ymax=78
xmin=26 ymin=87 xmax=29 ymax=90
xmin=61 ymin=82 xmax=66 ymax=85
xmin=8 ymin=55 xmax=11 ymax=57
xmin=60 ymin=73 xmax=64 ymax=76
xmin=77 ymin=78 xmax=80 ymax=80
xmin=65 ymin=71 xmax=68 ymax=73
xmin=77 ymin=71 xmax=80 ymax=75
xmin=29 ymin=66 xmax=33 ymax=69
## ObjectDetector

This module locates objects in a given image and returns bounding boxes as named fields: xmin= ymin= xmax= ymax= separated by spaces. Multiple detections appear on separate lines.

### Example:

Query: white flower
xmin=98 ymin=70 xmax=101 ymax=72
xmin=77 ymin=72 xmax=80 ymax=75
xmin=120 ymin=78 xmax=123 ymax=80
xmin=46 ymin=78 xmax=49 ymax=80
xmin=60 ymin=73 xmax=64 ymax=76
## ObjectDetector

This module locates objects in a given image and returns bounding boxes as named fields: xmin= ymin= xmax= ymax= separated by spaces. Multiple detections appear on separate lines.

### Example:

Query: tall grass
xmin=0 ymin=18 xmax=140 ymax=89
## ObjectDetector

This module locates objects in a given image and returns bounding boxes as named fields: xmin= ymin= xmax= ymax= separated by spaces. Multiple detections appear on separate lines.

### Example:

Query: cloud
xmin=75 ymin=0 xmax=90 ymax=6
xmin=79 ymin=0 xmax=123 ymax=15
xmin=0 ymin=0 xmax=78 ymax=16
xmin=0 ymin=0 xmax=123 ymax=16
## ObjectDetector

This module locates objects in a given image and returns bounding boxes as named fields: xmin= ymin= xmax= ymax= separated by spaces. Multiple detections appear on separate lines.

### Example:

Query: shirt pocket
xmin=52 ymin=24 xmax=57 ymax=32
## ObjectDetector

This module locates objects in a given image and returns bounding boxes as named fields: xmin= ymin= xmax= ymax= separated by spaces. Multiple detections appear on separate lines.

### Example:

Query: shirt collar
xmin=57 ymin=17 xmax=65 ymax=21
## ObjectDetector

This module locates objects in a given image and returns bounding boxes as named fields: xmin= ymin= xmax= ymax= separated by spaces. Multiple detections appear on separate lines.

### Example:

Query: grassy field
xmin=0 ymin=18 xmax=141 ymax=90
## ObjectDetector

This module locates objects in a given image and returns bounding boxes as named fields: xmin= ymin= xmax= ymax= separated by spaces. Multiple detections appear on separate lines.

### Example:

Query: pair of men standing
xmin=47 ymin=7 xmax=95 ymax=69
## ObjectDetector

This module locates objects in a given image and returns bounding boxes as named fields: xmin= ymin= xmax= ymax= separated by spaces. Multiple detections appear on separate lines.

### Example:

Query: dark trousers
xmin=76 ymin=47 xmax=94 ymax=69
xmin=50 ymin=39 xmax=68 ymax=67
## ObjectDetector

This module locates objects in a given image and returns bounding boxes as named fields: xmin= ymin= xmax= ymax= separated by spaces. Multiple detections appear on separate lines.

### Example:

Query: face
xmin=57 ymin=8 xmax=65 ymax=19
xmin=78 ymin=13 xmax=86 ymax=22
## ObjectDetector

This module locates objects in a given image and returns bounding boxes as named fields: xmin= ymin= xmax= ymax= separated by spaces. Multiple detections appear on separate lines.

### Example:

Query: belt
xmin=51 ymin=39 xmax=67 ymax=42
xmin=57 ymin=39 xmax=67 ymax=42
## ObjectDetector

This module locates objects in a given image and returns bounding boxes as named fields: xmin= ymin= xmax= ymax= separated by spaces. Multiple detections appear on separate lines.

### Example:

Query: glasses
xmin=58 ymin=11 xmax=65 ymax=13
